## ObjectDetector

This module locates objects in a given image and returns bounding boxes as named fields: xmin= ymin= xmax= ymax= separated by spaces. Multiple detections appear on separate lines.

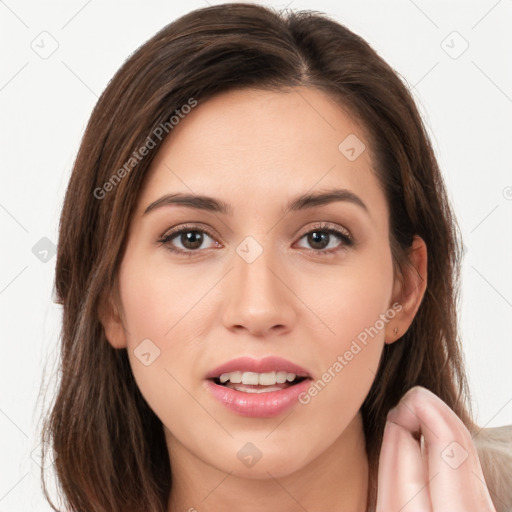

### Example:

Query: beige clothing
xmin=474 ymin=424 xmax=512 ymax=512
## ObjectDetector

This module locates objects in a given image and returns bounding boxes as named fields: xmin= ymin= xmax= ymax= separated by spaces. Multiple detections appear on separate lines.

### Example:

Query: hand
xmin=376 ymin=385 xmax=497 ymax=512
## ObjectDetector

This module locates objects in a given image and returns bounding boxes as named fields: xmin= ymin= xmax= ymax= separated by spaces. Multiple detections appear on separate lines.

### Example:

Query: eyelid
xmin=298 ymin=221 xmax=353 ymax=241
xmin=159 ymin=222 xmax=220 ymax=242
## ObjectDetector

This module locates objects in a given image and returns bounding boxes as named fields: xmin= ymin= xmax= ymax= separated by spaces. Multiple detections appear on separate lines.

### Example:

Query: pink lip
xmin=204 ymin=356 xmax=312 ymax=418
xmin=205 ymin=356 xmax=311 ymax=379
xmin=205 ymin=378 xmax=311 ymax=418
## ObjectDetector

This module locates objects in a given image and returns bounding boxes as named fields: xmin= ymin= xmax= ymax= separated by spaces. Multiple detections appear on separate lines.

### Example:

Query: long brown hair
xmin=40 ymin=3 xmax=498 ymax=510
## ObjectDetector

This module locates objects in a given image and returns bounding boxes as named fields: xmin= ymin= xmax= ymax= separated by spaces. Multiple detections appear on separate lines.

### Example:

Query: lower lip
xmin=205 ymin=378 xmax=312 ymax=418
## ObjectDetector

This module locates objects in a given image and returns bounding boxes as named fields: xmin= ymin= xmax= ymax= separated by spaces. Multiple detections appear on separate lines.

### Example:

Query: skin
xmin=100 ymin=87 xmax=495 ymax=511
xmin=377 ymin=386 xmax=496 ymax=511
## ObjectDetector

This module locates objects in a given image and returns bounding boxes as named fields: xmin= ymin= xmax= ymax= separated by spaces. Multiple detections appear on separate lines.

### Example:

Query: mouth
xmin=205 ymin=356 xmax=312 ymax=417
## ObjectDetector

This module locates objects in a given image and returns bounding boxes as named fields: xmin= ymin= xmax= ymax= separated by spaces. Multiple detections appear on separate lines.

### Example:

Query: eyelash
xmin=156 ymin=222 xmax=354 ymax=258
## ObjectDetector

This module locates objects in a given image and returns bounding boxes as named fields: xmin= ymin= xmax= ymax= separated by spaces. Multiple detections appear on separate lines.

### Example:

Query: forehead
xmin=137 ymin=86 xmax=386 ymax=221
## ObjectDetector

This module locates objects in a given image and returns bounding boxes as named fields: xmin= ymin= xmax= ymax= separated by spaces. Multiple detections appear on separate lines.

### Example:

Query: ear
xmin=385 ymin=235 xmax=428 ymax=344
xmin=98 ymin=290 xmax=128 ymax=349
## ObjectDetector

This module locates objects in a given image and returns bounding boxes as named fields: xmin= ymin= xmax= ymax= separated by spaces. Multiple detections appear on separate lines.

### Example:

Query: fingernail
xmin=387 ymin=406 xmax=398 ymax=422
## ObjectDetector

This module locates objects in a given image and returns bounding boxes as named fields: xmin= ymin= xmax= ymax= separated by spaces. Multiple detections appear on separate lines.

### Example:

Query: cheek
xmin=295 ymin=244 xmax=394 ymax=351
xmin=117 ymin=252 xmax=203 ymax=408
xmin=293 ymin=247 xmax=394 ymax=419
xmin=117 ymin=246 xmax=238 ymax=422
xmin=118 ymin=251 xmax=209 ymax=344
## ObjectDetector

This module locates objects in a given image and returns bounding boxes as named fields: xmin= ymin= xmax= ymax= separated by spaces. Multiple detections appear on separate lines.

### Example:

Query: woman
xmin=41 ymin=3 xmax=512 ymax=511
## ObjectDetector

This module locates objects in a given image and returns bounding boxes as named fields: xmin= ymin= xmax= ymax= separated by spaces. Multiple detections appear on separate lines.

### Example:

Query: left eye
xmin=295 ymin=227 xmax=352 ymax=253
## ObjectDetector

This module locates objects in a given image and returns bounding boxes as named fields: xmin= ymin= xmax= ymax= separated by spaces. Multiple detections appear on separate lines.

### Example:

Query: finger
xmin=376 ymin=416 xmax=432 ymax=512
xmin=387 ymin=386 xmax=496 ymax=512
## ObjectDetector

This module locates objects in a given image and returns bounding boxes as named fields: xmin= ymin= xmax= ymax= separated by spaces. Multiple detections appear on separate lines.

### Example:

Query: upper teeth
xmin=219 ymin=371 xmax=297 ymax=385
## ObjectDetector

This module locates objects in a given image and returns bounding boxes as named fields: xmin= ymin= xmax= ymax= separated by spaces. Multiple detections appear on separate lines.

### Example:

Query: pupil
xmin=182 ymin=231 xmax=203 ymax=249
xmin=309 ymin=231 xmax=328 ymax=249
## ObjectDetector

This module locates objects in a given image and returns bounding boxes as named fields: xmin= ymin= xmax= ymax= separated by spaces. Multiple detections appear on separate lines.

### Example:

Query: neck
xmin=166 ymin=413 xmax=369 ymax=512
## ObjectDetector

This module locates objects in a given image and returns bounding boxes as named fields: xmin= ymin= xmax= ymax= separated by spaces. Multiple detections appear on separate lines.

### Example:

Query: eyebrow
xmin=143 ymin=188 xmax=368 ymax=216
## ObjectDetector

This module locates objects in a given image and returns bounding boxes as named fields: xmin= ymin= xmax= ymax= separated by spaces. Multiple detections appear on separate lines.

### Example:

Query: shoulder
xmin=473 ymin=424 xmax=512 ymax=512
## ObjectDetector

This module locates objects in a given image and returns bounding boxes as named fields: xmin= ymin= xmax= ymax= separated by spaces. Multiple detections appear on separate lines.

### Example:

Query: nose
xmin=221 ymin=243 xmax=296 ymax=337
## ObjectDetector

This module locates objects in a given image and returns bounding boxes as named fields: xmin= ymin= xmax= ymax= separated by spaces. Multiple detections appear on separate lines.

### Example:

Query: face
xmin=107 ymin=86 xmax=405 ymax=479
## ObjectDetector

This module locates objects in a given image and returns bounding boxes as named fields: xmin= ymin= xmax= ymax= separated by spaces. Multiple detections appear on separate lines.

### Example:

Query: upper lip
xmin=206 ymin=356 xmax=312 ymax=380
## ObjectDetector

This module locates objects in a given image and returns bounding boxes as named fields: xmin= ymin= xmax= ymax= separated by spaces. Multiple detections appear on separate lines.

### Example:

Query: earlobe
xmin=98 ymin=291 xmax=128 ymax=349
xmin=386 ymin=235 xmax=428 ymax=344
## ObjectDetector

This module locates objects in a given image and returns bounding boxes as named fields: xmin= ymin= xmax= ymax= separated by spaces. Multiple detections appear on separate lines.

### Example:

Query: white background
xmin=1 ymin=0 xmax=511 ymax=509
